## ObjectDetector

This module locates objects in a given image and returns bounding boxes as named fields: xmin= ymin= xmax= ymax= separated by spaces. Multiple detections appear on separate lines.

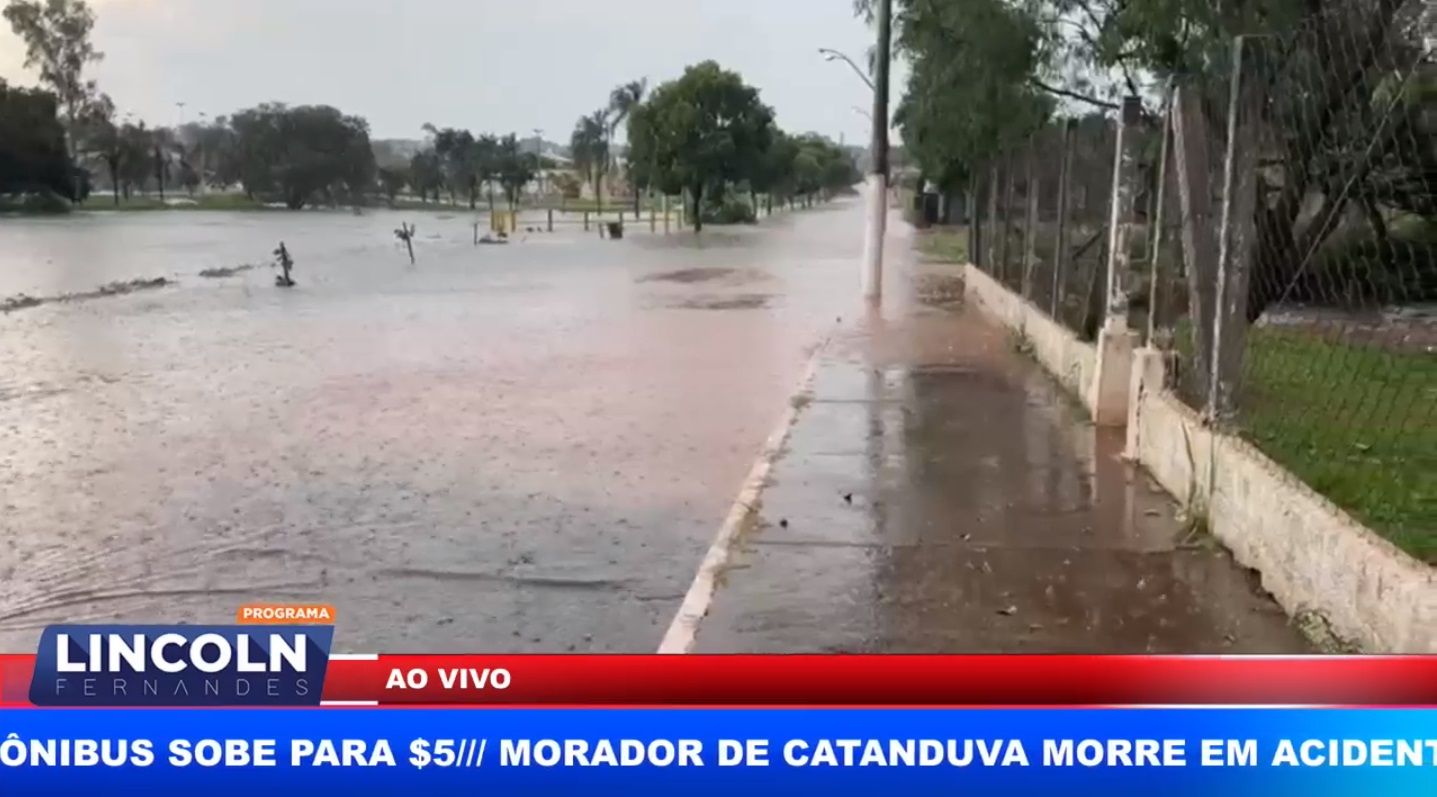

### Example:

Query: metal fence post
xmin=1104 ymin=96 xmax=1145 ymax=329
xmin=967 ymin=182 xmax=981 ymax=268
xmin=1088 ymin=97 xmax=1145 ymax=426
xmin=1051 ymin=119 xmax=1075 ymax=317
xmin=1021 ymin=134 xmax=1040 ymax=299
xmin=1145 ymin=89 xmax=1174 ymax=347
xmin=1171 ymin=84 xmax=1219 ymax=404
xmin=985 ymin=162 xmax=1000 ymax=271
xmin=998 ymin=152 xmax=1015 ymax=282
xmin=1210 ymin=36 xmax=1262 ymax=423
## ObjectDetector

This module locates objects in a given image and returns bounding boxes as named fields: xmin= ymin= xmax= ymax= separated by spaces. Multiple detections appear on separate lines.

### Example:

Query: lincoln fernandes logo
xmin=29 ymin=625 xmax=334 ymax=706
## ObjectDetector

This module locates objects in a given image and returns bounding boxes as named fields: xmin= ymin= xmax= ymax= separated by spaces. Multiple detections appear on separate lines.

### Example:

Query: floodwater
xmin=0 ymin=204 xmax=861 ymax=651
xmin=0 ymin=202 xmax=1304 ymax=655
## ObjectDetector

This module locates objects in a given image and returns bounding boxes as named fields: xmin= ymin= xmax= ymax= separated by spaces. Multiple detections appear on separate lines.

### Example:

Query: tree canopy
xmin=0 ymin=78 xmax=76 ymax=198
xmin=222 ymin=103 xmax=376 ymax=209
xmin=625 ymin=61 xmax=776 ymax=230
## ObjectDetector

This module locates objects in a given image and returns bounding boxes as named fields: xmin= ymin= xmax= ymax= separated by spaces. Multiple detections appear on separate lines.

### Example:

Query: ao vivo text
xmin=386 ymin=667 xmax=511 ymax=691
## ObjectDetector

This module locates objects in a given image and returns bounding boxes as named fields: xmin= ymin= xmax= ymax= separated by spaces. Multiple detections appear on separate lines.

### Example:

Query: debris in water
xmin=997 ymin=605 xmax=1018 ymax=616
xmin=2 ymin=277 xmax=172 ymax=313
xmin=199 ymin=264 xmax=257 ymax=279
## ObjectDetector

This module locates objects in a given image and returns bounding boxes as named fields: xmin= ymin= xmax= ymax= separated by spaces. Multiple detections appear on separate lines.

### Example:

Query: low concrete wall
xmin=964 ymin=265 xmax=1436 ymax=652
xmin=963 ymin=265 xmax=1097 ymax=415
xmin=1131 ymin=386 xmax=1436 ymax=653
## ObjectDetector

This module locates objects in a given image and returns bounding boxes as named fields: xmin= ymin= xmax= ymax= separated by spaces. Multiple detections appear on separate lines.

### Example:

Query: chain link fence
xmin=966 ymin=0 xmax=1434 ymax=560
xmin=971 ymin=115 xmax=1122 ymax=341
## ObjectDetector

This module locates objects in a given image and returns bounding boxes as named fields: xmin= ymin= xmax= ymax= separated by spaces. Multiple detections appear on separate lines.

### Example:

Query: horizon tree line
xmin=3 ymin=0 xmax=860 ymax=222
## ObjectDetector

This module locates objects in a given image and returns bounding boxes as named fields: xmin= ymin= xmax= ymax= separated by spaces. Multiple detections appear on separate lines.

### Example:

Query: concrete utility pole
xmin=861 ymin=0 xmax=893 ymax=301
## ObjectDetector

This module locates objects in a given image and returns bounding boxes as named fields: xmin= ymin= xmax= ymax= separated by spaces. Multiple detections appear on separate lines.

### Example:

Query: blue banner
xmin=0 ymin=708 xmax=1434 ymax=794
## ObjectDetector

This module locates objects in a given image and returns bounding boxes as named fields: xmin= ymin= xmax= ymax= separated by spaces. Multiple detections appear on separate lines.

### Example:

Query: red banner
xmin=5 ymin=654 xmax=1435 ymax=707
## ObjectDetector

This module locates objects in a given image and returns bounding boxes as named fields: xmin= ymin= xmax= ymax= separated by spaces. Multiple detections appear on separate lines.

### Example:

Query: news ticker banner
xmin=0 ymin=619 xmax=1434 ymax=793
xmin=1 ymin=708 xmax=1436 ymax=795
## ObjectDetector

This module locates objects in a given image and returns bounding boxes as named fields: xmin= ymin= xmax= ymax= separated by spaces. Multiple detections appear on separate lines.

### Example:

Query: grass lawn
xmin=918 ymin=225 xmax=969 ymax=264
xmin=1239 ymin=329 xmax=1436 ymax=563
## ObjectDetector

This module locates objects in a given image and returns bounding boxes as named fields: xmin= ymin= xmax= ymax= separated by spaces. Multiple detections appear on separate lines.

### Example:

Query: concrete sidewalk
xmin=691 ymin=257 xmax=1311 ymax=654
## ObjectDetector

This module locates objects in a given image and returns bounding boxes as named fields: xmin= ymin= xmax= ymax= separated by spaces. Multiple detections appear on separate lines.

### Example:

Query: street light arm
xmin=818 ymin=48 xmax=876 ymax=92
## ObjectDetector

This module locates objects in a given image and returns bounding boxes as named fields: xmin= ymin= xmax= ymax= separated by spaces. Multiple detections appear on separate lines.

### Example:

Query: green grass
xmin=918 ymin=225 xmax=970 ymax=264
xmin=1237 ymin=329 xmax=1437 ymax=562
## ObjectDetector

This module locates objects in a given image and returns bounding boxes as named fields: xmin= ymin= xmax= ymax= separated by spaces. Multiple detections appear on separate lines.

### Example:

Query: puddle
xmin=667 ymin=294 xmax=772 ymax=310
xmin=638 ymin=267 xmax=770 ymax=285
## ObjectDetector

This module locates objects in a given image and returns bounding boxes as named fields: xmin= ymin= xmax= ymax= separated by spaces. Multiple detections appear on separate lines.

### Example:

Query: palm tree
xmin=150 ymin=126 xmax=179 ymax=202
xmin=608 ymin=79 xmax=647 ymax=213
xmin=570 ymin=110 xmax=609 ymax=214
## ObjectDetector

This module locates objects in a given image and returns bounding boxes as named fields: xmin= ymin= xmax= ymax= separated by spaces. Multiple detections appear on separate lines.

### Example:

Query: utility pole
xmin=861 ymin=0 xmax=893 ymax=301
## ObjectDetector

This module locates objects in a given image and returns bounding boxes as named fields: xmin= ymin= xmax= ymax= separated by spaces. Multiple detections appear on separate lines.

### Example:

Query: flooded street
xmin=0 ymin=204 xmax=861 ymax=651
xmin=0 ymin=202 xmax=1304 ymax=654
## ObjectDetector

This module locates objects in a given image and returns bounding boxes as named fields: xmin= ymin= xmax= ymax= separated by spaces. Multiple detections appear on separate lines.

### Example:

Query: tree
xmin=751 ymin=129 xmax=800 ymax=207
xmin=626 ymin=61 xmax=775 ymax=231
xmin=3 ymin=1 xmax=101 ymax=127
xmin=876 ymin=0 xmax=1051 ymax=200
xmin=150 ymin=125 xmax=175 ymax=202
xmin=408 ymin=149 xmax=443 ymax=203
xmin=496 ymin=134 xmax=535 ymax=209
xmin=609 ymin=78 xmax=648 ymax=213
xmin=377 ymin=166 xmax=407 ymax=206
xmin=116 ymin=121 xmax=152 ymax=198
xmin=0 ymin=77 xmax=75 ymax=198
xmin=423 ymin=125 xmax=479 ymax=207
xmin=4 ymin=0 xmax=105 ymax=192
xmin=472 ymin=134 xmax=501 ymax=210
xmin=88 ymin=116 xmax=123 ymax=204
xmin=570 ymin=110 xmax=609 ymax=213
xmin=226 ymin=103 xmax=376 ymax=209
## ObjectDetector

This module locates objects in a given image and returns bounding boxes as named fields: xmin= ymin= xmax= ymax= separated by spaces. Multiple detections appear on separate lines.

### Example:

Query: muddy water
xmin=0 ymin=203 xmax=863 ymax=651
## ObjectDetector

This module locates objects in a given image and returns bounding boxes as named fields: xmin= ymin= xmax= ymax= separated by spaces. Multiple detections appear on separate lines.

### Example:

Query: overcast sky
xmin=1 ymin=0 xmax=894 ymax=145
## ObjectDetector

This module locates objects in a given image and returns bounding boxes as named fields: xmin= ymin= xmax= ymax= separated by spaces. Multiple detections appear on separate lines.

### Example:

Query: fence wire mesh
xmin=971 ymin=115 xmax=1119 ymax=341
xmin=965 ymin=0 xmax=1433 ymax=560
xmin=1137 ymin=0 xmax=1435 ymax=559
xmin=1226 ymin=0 xmax=1435 ymax=559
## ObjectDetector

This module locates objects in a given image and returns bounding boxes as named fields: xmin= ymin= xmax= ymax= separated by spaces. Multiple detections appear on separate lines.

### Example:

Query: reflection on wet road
xmin=693 ymin=254 xmax=1310 ymax=653
xmin=0 ymin=203 xmax=862 ymax=651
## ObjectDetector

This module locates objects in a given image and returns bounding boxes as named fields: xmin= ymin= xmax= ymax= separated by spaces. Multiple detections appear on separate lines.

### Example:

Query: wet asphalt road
xmin=0 ymin=202 xmax=861 ymax=652
xmin=694 ymin=254 xmax=1310 ymax=653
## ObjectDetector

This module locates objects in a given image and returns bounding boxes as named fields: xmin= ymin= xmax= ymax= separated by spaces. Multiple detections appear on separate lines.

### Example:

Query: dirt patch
xmin=198 ymin=264 xmax=258 ymax=278
xmin=1 ymin=277 xmax=173 ymax=314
